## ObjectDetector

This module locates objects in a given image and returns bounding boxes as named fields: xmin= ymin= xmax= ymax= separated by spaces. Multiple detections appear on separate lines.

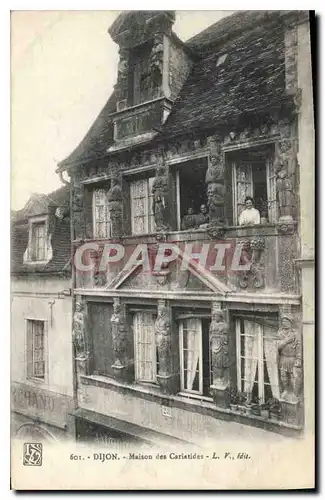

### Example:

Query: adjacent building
xmin=11 ymin=185 xmax=75 ymax=443
xmin=57 ymin=11 xmax=314 ymax=445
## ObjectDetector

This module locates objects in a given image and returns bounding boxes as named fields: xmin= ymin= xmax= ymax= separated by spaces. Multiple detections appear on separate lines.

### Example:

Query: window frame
xmin=130 ymin=177 xmax=155 ymax=235
xmin=92 ymin=186 xmax=112 ymax=239
xmin=235 ymin=317 xmax=279 ymax=403
xmin=179 ymin=318 xmax=204 ymax=396
xmin=133 ymin=310 xmax=158 ymax=384
xmin=232 ymin=150 xmax=277 ymax=225
xmin=25 ymin=318 xmax=48 ymax=384
xmin=24 ymin=215 xmax=49 ymax=264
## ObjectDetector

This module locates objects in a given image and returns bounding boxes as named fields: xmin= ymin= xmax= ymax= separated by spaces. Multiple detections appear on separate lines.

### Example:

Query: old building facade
xmin=11 ymin=185 xmax=75 ymax=443
xmin=57 ymin=11 xmax=314 ymax=445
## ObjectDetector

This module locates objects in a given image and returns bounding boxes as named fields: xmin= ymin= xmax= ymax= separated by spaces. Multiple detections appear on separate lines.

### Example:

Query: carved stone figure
xmin=116 ymin=51 xmax=129 ymax=101
xmin=205 ymin=159 xmax=224 ymax=184
xmin=275 ymin=157 xmax=295 ymax=220
xmin=111 ymin=298 xmax=127 ymax=369
xmin=150 ymin=40 xmax=164 ymax=78
xmin=207 ymin=182 xmax=225 ymax=223
xmin=155 ymin=300 xmax=172 ymax=377
xmin=108 ymin=177 xmax=123 ymax=238
xmin=152 ymin=160 xmax=170 ymax=232
xmin=73 ymin=301 xmax=86 ymax=358
xmin=277 ymin=315 xmax=302 ymax=403
xmin=209 ymin=306 xmax=229 ymax=385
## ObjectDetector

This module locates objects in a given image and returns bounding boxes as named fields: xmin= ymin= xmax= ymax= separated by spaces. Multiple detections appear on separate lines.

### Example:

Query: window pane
xmin=180 ymin=318 xmax=202 ymax=394
xmin=133 ymin=312 xmax=156 ymax=383
xmin=93 ymin=188 xmax=111 ymax=238
xmin=27 ymin=320 xmax=45 ymax=380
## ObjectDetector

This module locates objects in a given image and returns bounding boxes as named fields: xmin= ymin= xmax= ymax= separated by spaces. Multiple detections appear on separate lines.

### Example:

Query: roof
xmin=58 ymin=10 xmax=303 ymax=169
xmin=159 ymin=15 xmax=293 ymax=138
xmin=11 ymin=184 xmax=71 ymax=275
xmin=186 ymin=10 xmax=308 ymax=52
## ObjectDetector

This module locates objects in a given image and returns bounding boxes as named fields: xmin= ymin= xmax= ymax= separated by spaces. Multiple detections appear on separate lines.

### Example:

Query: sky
xmin=11 ymin=10 xmax=233 ymax=210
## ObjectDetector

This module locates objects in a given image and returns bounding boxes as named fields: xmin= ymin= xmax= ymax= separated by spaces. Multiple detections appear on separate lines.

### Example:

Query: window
xmin=235 ymin=317 xmax=280 ymax=402
xmin=176 ymin=158 xmax=208 ymax=231
xmin=130 ymin=177 xmax=155 ymax=235
xmin=133 ymin=311 xmax=157 ymax=383
xmin=26 ymin=320 xmax=46 ymax=380
xmin=179 ymin=317 xmax=211 ymax=396
xmin=231 ymin=147 xmax=277 ymax=224
xmin=131 ymin=42 xmax=156 ymax=105
xmin=31 ymin=222 xmax=46 ymax=261
xmin=93 ymin=188 xmax=111 ymax=239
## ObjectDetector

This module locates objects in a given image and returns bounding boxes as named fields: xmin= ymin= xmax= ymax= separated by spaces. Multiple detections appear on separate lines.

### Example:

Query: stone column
xmin=206 ymin=136 xmax=226 ymax=239
xmin=209 ymin=301 xmax=230 ymax=408
xmin=111 ymin=297 xmax=132 ymax=381
xmin=277 ymin=304 xmax=303 ymax=425
xmin=72 ymin=296 xmax=91 ymax=404
xmin=155 ymin=300 xmax=177 ymax=394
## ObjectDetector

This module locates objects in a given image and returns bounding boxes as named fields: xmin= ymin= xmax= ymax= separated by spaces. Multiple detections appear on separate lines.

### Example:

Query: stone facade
xmin=58 ymin=11 xmax=313 ymax=443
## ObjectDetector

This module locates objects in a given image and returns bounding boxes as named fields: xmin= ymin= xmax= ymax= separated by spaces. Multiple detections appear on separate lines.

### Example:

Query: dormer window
xmin=23 ymin=215 xmax=53 ymax=265
xmin=31 ymin=222 xmax=46 ymax=261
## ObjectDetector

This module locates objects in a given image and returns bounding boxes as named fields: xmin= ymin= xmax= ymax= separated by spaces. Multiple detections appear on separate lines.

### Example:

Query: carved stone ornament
xmin=150 ymin=36 xmax=164 ymax=81
xmin=73 ymin=300 xmax=87 ymax=358
xmin=277 ymin=220 xmax=296 ymax=234
xmin=277 ymin=314 xmax=302 ymax=404
xmin=209 ymin=303 xmax=229 ymax=387
xmin=237 ymin=237 xmax=265 ymax=290
xmin=207 ymin=223 xmax=226 ymax=240
xmin=111 ymin=298 xmax=128 ymax=371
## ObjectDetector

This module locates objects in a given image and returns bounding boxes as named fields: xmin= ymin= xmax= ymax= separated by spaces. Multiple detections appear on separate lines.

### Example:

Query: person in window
xmin=195 ymin=204 xmax=209 ymax=228
xmin=181 ymin=207 xmax=196 ymax=230
xmin=239 ymin=196 xmax=261 ymax=226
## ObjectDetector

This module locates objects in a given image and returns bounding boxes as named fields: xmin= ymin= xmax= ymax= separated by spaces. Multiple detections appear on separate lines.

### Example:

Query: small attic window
xmin=216 ymin=53 xmax=228 ymax=67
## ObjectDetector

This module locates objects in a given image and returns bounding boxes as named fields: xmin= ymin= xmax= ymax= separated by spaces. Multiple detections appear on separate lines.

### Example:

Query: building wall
xmin=168 ymin=38 xmax=192 ymax=101
xmin=11 ymin=275 xmax=74 ymax=439
xmin=297 ymin=19 xmax=315 ymax=437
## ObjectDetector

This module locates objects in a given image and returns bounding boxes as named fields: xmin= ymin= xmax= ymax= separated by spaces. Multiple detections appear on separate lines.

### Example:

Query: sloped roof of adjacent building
xmin=11 ymin=184 xmax=71 ymax=275
xmin=58 ymin=10 xmax=305 ymax=169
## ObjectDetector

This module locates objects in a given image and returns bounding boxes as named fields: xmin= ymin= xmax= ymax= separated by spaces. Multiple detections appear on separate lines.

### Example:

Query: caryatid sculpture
xmin=277 ymin=314 xmax=302 ymax=403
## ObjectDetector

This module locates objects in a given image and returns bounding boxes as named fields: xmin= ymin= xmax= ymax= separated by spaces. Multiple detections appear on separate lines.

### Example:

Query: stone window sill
xmin=80 ymin=374 xmax=303 ymax=438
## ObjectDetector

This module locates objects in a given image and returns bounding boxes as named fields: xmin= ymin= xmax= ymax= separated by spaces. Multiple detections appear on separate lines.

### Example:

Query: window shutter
xmin=134 ymin=312 xmax=156 ymax=383
xmin=233 ymin=162 xmax=253 ymax=224
xmin=266 ymin=158 xmax=278 ymax=223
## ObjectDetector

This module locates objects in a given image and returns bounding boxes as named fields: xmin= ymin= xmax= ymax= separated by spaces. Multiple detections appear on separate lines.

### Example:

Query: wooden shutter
xmin=266 ymin=157 xmax=278 ymax=223
xmin=232 ymin=162 xmax=253 ymax=224
xmin=133 ymin=312 xmax=156 ymax=383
